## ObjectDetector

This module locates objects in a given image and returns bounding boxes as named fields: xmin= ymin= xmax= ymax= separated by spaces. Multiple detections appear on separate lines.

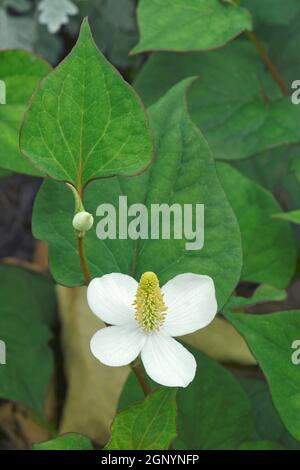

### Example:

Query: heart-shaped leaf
xmin=32 ymin=79 xmax=242 ymax=308
xmin=20 ymin=19 xmax=153 ymax=191
xmin=131 ymin=0 xmax=252 ymax=54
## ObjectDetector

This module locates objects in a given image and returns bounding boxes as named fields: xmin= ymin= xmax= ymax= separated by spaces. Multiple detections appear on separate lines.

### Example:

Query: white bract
xmin=87 ymin=272 xmax=218 ymax=388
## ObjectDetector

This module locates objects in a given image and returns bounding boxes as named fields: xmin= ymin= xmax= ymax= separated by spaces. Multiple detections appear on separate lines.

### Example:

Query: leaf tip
xmin=79 ymin=16 xmax=93 ymax=40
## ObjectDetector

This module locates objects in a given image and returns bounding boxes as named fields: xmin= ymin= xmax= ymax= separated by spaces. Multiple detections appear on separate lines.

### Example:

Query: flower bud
xmin=72 ymin=211 xmax=94 ymax=232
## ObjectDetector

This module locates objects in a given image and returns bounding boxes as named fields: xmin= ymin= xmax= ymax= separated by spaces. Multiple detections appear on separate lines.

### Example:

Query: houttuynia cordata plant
xmin=0 ymin=0 xmax=300 ymax=454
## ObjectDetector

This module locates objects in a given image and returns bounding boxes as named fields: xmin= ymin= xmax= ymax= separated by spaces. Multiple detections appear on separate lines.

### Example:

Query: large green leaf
xmin=134 ymin=41 xmax=300 ymax=161
xmin=239 ymin=377 xmax=300 ymax=450
xmin=106 ymin=388 xmax=177 ymax=450
xmin=0 ymin=50 xmax=50 ymax=175
xmin=20 ymin=19 xmax=152 ymax=191
xmin=217 ymin=163 xmax=296 ymax=288
xmin=0 ymin=265 xmax=55 ymax=415
xmin=226 ymin=311 xmax=300 ymax=441
xmin=131 ymin=0 xmax=252 ymax=54
xmin=118 ymin=349 xmax=253 ymax=450
xmin=175 ymin=349 xmax=253 ymax=450
xmin=33 ymin=433 xmax=93 ymax=450
xmin=32 ymin=79 xmax=242 ymax=308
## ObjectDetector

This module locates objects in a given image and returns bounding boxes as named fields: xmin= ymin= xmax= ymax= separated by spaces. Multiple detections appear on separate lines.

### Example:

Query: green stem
xmin=77 ymin=235 xmax=91 ymax=285
xmin=131 ymin=359 xmax=152 ymax=396
xmin=67 ymin=182 xmax=92 ymax=285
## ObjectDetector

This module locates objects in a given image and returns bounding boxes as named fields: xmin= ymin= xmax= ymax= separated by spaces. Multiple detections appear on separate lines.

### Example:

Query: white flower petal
xmin=90 ymin=324 xmax=145 ymax=367
xmin=162 ymin=273 xmax=218 ymax=337
xmin=141 ymin=331 xmax=196 ymax=387
xmin=87 ymin=273 xmax=138 ymax=325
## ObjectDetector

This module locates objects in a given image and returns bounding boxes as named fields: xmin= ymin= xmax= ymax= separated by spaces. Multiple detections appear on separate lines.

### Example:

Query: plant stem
xmin=131 ymin=360 xmax=152 ymax=396
xmin=245 ymin=30 xmax=289 ymax=97
xmin=77 ymin=235 xmax=91 ymax=285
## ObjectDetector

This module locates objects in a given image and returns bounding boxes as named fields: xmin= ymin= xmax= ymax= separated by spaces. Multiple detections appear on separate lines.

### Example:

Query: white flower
xmin=87 ymin=272 xmax=218 ymax=388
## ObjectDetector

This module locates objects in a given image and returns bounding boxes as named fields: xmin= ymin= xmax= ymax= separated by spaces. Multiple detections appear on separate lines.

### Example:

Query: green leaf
xmin=0 ymin=265 xmax=55 ymax=415
xmin=118 ymin=349 xmax=254 ymax=450
xmin=239 ymin=440 xmax=285 ymax=450
xmin=225 ymin=285 xmax=287 ymax=311
xmin=20 ymin=19 xmax=153 ymax=191
xmin=0 ymin=50 xmax=50 ymax=175
xmin=134 ymin=42 xmax=300 ymax=160
xmin=226 ymin=311 xmax=300 ymax=441
xmin=131 ymin=0 xmax=252 ymax=54
xmin=217 ymin=163 xmax=296 ymax=288
xmin=33 ymin=433 xmax=93 ymax=450
xmin=234 ymin=145 xmax=300 ymax=214
xmin=106 ymin=388 xmax=177 ymax=450
xmin=175 ymin=349 xmax=253 ymax=450
xmin=239 ymin=377 xmax=300 ymax=450
xmin=242 ymin=0 xmax=300 ymax=26
xmin=32 ymin=79 xmax=242 ymax=308
xmin=273 ymin=209 xmax=300 ymax=225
